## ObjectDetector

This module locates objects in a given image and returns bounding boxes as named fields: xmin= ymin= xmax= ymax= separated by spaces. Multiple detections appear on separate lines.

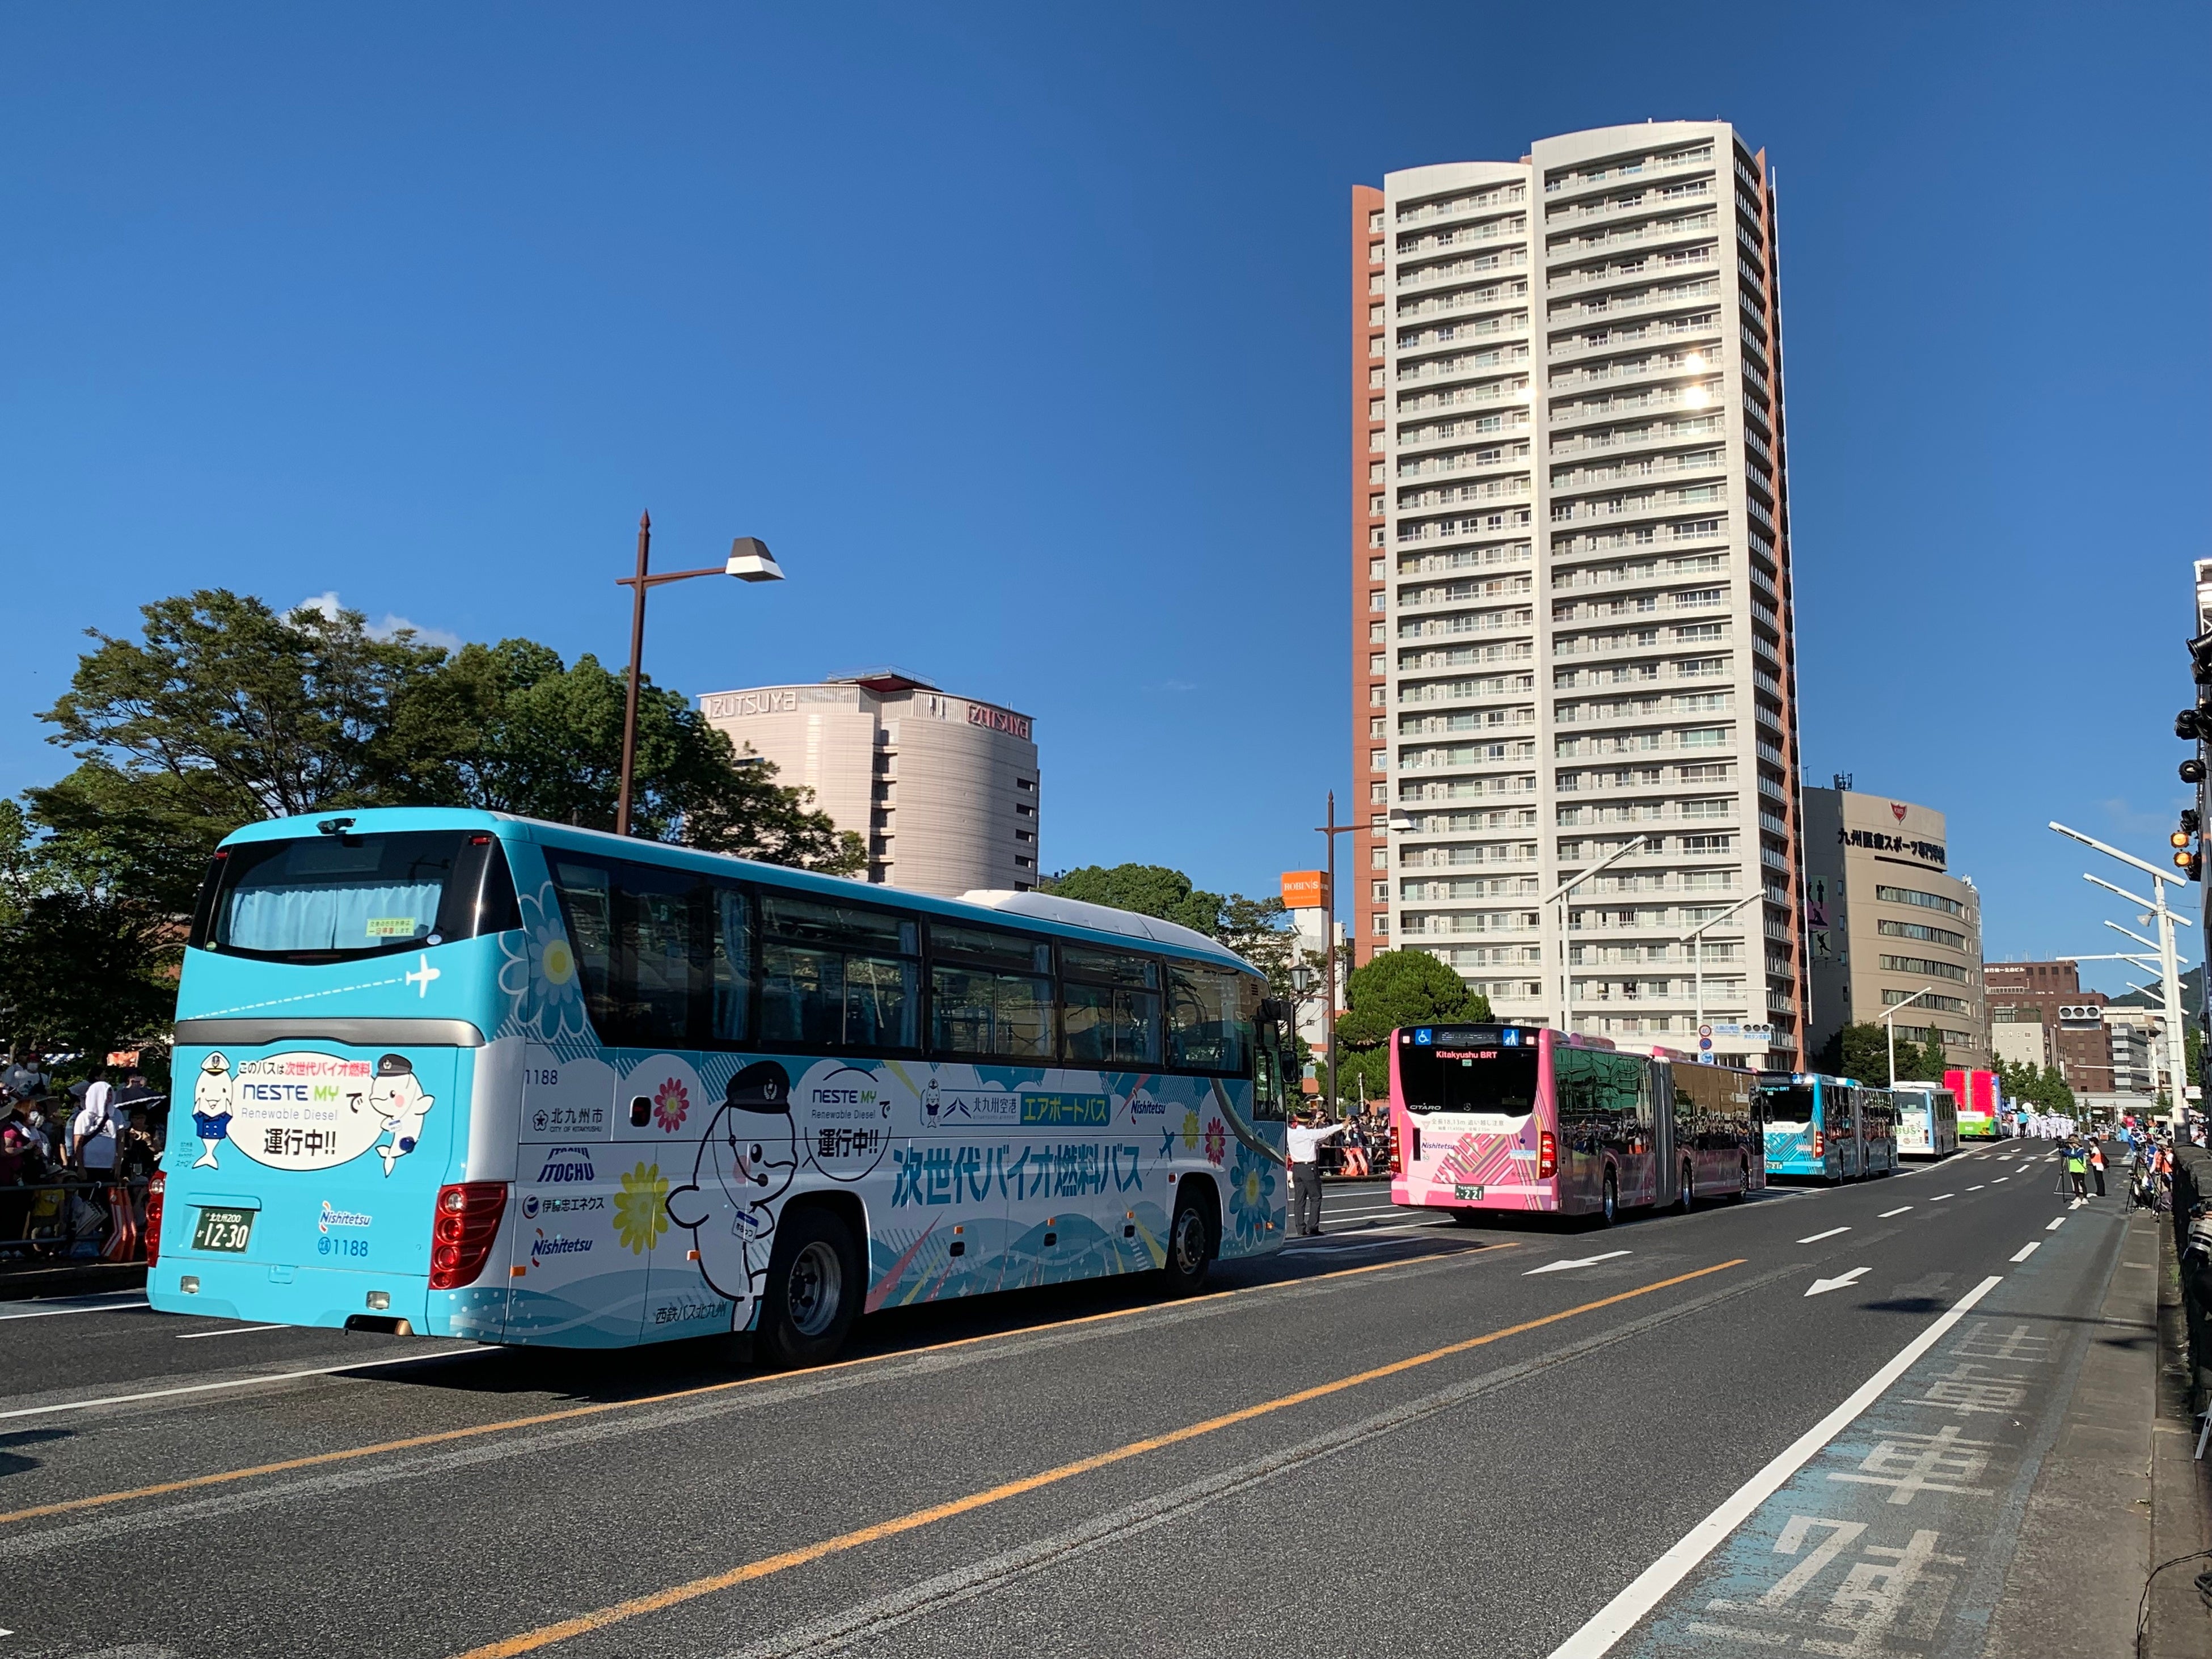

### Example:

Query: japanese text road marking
xmin=1544 ymin=1273 xmax=2002 ymax=1659
xmin=451 ymin=1259 xmax=1747 ymax=1659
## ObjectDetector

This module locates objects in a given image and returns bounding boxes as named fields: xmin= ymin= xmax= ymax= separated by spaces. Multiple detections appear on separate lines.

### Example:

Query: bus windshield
xmin=1399 ymin=1046 xmax=1539 ymax=1115
xmin=1763 ymin=1085 xmax=1817 ymax=1124
xmin=195 ymin=830 xmax=518 ymax=964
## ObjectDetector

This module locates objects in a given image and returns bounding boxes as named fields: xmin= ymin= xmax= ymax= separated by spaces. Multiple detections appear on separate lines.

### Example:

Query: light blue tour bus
xmin=1756 ymin=1071 xmax=1899 ymax=1183
xmin=1891 ymin=1084 xmax=1959 ymax=1159
xmin=150 ymin=809 xmax=1293 ymax=1363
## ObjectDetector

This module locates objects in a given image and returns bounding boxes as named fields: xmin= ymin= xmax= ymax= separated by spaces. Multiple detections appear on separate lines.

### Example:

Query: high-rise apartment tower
xmin=1350 ymin=121 xmax=1809 ymax=1066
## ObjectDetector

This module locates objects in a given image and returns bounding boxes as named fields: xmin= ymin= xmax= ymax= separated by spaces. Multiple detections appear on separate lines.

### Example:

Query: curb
xmin=2148 ymin=1210 xmax=2212 ymax=1656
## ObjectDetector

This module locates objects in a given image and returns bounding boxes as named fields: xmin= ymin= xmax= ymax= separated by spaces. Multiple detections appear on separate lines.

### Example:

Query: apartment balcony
xmin=1548 ymin=349 xmax=1723 ymax=394
xmin=1398 ymin=575 xmax=1533 ymax=613
xmin=1550 ymin=449 xmax=1728 ymax=493
xmin=1398 ymin=347 xmax=1532 ymax=387
xmin=1397 ymin=541 xmax=1533 ymax=576
xmin=1397 ymin=214 xmax=1528 ymax=260
xmin=1397 ymin=246 xmax=1530 ymax=295
xmin=1544 ymin=178 xmax=1716 ymax=229
xmin=1547 ymin=412 xmax=1728 ymax=460
xmin=1396 ymin=311 xmax=1526 ymax=352
xmin=1546 ymin=244 xmax=1718 ymax=298
xmin=1546 ymin=311 xmax=1724 ymax=368
xmin=1398 ymin=476 xmax=1531 ymax=514
xmin=1549 ymin=378 xmax=1726 ymax=430
xmin=1398 ymin=448 xmax=1533 ymax=482
xmin=1545 ymin=210 xmax=1719 ymax=265
xmin=1398 ymin=377 xmax=1531 ymax=417
xmin=1396 ymin=184 xmax=1527 ymax=229
xmin=1544 ymin=146 xmax=1715 ymax=199
xmin=1546 ymin=275 xmax=1721 ymax=326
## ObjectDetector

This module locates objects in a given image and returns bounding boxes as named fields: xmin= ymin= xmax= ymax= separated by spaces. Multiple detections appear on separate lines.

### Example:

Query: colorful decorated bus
xmin=1757 ymin=1073 xmax=1900 ymax=1181
xmin=1944 ymin=1067 xmax=2006 ymax=1139
xmin=1892 ymin=1085 xmax=1959 ymax=1158
xmin=1388 ymin=1025 xmax=1764 ymax=1224
xmin=148 ymin=809 xmax=1291 ymax=1363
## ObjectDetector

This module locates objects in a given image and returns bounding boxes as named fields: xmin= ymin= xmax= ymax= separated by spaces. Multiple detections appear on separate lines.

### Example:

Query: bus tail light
xmin=1538 ymin=1130 xmax=1557 ymax=1180
xmin=145 ymin=1172 xmax=165 ymax=1268
xmin=1812 ymin=1129 xmax=1825 ymax=1158
xmin=428 ymin=1182 xmax=509 ymax=1289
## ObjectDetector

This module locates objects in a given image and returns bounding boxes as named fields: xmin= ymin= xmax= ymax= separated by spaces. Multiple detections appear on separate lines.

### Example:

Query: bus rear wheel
xmin=1730 ymin=1160 xmax=1750 ymax=1202
xmin=1597 ymin=1170 xmax=1619 ymax=1229
xmin=1677 ymin=1160 xmax=1695 ymax=1214
xmin=757 ymin=1206 xmax=861 ymax=1367
xmin=1160 ymin=1188 xmax=1213 ymax=1297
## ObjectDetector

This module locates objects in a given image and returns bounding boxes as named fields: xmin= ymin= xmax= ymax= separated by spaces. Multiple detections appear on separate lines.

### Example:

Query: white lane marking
xmin=2011 ymin=1242 xmax=2040 ymax=1263
xmin=0 ymin=1345 xmax=493 ymax=1421
xmin=1994 ymin=1177 xmax=2009 ymax=1183
xmin=1524 ymin=1250 xmax=1632 ymax=1276
xmin=175 ymin=1323 xmax=289 ymax=1341
xmin=1321 ymin=1205 xmax=1415 ymax=1222
xmin=1804 ymin=1267 xmax=1869 ymax=1298
xmin=1932 ymin=1193 xmax=1955 ymax=1201
xmin=0 ymin=1294 xmax=151 ymax=1322
xmin=1795 ymin=1227 xmax=1850 ymax=1244
xmin=1546 ymin=1272 xmax=2002 ymax=1659
xmin=1281 ymin=1220 xmax=1455 ymax=1250
xmin=1878 ymin=1206 xmax=1913 ymax=1218
xmin=1969 ymin=1184 xmax=1985 ymax=1191
xmin=2045 ymin=1216 xmax=2066 ymax=1232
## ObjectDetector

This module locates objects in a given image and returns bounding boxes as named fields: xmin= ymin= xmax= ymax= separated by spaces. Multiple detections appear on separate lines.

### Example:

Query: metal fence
xmin=0 ymin=1176 xmax=152 ymax=1264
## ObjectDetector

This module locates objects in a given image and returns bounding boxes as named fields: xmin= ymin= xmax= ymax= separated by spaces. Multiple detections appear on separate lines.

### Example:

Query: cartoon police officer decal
xmin=665 ymin=1062 xmax=796 ymax=1316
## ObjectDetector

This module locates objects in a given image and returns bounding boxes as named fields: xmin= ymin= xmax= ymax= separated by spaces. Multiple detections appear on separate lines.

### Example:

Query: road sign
xmin=1699 ymin=1037 xmax=1712 ymax=1050
xmin=1699 ymin=1024 xmax=1713 ymax=1038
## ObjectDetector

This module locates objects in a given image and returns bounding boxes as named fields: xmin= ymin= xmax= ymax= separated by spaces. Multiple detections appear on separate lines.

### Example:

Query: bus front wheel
xmin=1677 ymin=1160 xmax=1695 ymax=1214
xmin=757 ymin=1206 xmax=862 ymax=1367
xmin=1597 ymin=1170 xmax=1619 ymax=1229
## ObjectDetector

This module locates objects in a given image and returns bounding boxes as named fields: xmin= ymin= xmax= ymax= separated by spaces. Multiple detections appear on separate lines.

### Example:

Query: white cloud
xmin=294 ymin=592 xmax=463 ymax=652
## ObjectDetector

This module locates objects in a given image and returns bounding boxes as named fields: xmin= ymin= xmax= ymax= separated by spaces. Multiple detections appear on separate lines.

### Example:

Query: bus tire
xmin=1597 ymin=1170 xmax=1618 ymax=1229
xmin=757 ymin=1205 xmax=862 ymax=1367
xmin=1730 ymin=1160 xmax=1750 ymax=1202
xmin=1677 ymin=1160 xmax=1695 ymax=1214
xmin=1160 ymin=1188 xmax=1213 ymax=1298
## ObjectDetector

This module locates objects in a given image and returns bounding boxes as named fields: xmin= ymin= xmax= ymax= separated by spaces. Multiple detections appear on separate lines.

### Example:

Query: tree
xmin=1835 ymin=1021 xmax=1892 ymax=1084
xmin=1332 ymin=949 xmax=1491 ymax=1106
xmin=1915 ymin=1031 xmax=1952 ymax=1083
xmin=1045 ymin=865 xmax=1225 ymax=936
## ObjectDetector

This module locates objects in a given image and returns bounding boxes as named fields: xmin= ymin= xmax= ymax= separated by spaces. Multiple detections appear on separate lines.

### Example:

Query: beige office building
xmin=699 ymin=669 xmax=1041 ymax=897
xmin=1803 ymin=785 xmax=1988 ymax=1070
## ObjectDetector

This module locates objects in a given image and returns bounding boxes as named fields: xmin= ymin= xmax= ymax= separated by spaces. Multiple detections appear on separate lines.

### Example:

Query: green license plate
xmin=1454 ymin=1184 xmax=1485 ymax=1201
xmin=192 ymin=1207 xmax=255 ymax=1253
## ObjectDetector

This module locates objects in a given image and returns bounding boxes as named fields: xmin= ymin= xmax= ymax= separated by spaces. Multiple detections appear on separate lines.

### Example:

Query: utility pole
xmin=1879 ymin=984 xmax=1937 ymax=1087
xmin=1547 ymin=835 xmax=1654 ymax=1038
xmin=1678 ymin=890 xmax=1757 ymax=1064
xmin=1316 ymin=792 xmax=1357 ymax=1120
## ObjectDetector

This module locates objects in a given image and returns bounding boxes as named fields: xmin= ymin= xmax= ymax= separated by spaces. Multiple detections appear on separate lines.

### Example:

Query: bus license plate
xmin=193 ymin=1208 xmax=254 ymax=1253
xmin=1453 ymin=1184 xmax=1485 ymax=1201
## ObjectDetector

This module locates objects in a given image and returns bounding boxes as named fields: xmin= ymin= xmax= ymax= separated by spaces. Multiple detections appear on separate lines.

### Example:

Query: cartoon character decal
xmin=191 ymin=1052 xmax=234 ymax=1170
xmin=664 ymin=1062 xmax=796 ymax=1318
xmin=369 ymin=1054 xmax=435 ymax=1176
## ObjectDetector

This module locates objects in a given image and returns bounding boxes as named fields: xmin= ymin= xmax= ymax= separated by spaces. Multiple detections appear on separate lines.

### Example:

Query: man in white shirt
xmin=69 ymin=1074 xmax=119 ymax=1175
xmin=1285 ymin=1110 xmax=1345 ymax=1237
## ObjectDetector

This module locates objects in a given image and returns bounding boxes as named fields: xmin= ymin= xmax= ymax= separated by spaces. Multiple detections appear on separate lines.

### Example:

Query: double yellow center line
xmin=454 ymin=1257 xmax=1744 ymax=1658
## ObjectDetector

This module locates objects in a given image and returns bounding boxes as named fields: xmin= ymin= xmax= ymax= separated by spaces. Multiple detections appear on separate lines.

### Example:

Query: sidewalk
xmin=1981 ymin=1205 xmax=2212 ymax=1657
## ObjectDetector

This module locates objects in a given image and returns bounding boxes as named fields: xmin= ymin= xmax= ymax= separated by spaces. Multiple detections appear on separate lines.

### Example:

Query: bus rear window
xmin=1762 ymin=1086 xmax=1817 ymax=1123
xmin=195 ymin=831 xmax=520 ymax=963
xmin=1398 ymin=1047 xmax=1538 ymax=1114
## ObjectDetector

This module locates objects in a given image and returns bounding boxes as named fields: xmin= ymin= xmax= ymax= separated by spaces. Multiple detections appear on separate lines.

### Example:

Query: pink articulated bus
xmin=1388 ymin=1023 xmax=1764 ymax=1226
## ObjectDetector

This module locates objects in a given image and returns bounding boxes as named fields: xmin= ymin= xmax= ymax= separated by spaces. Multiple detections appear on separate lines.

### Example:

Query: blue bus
xmin=1757 ymin=1073 xmax=1899 ymax=1183
xmin=149 ymin=809 xmax=1292 ymax=1363
xmin=1892 ymin=1085 xmax=1958 ymax=1159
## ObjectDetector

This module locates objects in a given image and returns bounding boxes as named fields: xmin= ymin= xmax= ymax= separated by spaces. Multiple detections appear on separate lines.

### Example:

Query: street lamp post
xmin=1878 ymin=983 xmax=1938 ymax=1087
xmin=1677 ymin=890 xmax=1758 ymax=1062
xmin=1315 ymin=792 xmax=1359 ymax=1120
xmin=2051 ymin=821 xmax=2195 ymax=1118
xmin=1546 ymin=835 xmax=1654 ymax=1037
xmin=613 ymin=513 xmax=785 ymax=837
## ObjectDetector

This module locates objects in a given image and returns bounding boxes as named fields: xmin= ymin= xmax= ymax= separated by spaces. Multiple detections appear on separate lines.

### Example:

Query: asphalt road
xmin=0 ymin=1144 xmax=2137 ymax=1658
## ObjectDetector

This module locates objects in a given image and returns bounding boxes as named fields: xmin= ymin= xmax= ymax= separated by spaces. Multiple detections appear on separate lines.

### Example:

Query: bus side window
xmin=709 ymin=885 xmax=752 ymax=1043
xmin=548 ymin=858 xmax=619 ymax=1041
xmin=758 ymin=894 xmax=921 ymax=1053
xmin=622 ymin=863 xmax=700 ymax=1047
xmin=1060 ymin=946 xmax=1162 ymax=1066
xmin=1167 ymin=967 xmax=1247 ymax=1074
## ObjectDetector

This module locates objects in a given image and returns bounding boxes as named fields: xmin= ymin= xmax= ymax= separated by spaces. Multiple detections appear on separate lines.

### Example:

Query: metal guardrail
xmin=0 ymin=1175 xmax=153 ymax=1264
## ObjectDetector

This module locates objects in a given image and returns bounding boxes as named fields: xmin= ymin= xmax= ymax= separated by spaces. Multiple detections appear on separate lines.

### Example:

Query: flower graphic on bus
xmin=1226 ymin=1144 xmax=1277 ymax=1246
xmin=1179 ymin=1108 xmax=1201 ymax=1153
xmin=613 ymin=1162 xmax=669 ymax=1254
xmin=497 ymin=887 xmax=588 ymax=1042
xmin=1202 ymin=1116 xmax=1227 ymax=1167
xmin=652 ymin=1078 xmax=690 ymax=1134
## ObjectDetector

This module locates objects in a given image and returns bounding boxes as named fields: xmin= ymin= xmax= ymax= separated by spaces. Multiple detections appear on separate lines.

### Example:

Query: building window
xmin=1370 ymin=782 xmax=1388 ymax=804
xmin=1369 ymin=526 xmax=1386 ymax=547
xmin=1014 ymin=855 xmax=1035 ymax=869
xmin=1369 ymin=620 xmax=1386 ymax=641
xmin=1369 ymin=210 xmax=1383 ymax=233
xmin=1373 ymin=913 xmax=1390 ymax=936
xmin=1369 ymin=749 xmax=1388 ymax=770
xmin=1369 ymin=653 xmax=1387 ymax=674
xmin=1369 ymin=589 xmax=1386 ymax=611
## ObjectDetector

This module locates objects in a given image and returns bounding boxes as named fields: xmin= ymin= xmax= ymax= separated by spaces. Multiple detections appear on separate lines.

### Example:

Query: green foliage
xmin=1332 ymin=949 xmax=1491 ymax=1105
xmin=1995 ymin=1057 xmax=2074 ymax=1115
xmin=1834 ymin=1021 xmax=1892 ymax=1084
xmin=0 ymin=589 xmax=864 ymax=1058
xmin=1044 ymin=865 xmax=1226 ymax=935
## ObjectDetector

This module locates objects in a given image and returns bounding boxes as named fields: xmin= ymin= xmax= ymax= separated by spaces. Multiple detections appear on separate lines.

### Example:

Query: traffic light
xmin=2185 ymin=758 xmax=2207 ymax=785
xmin=2190 ymin=630 xmax=2212 ymax=686
xmin=2182 ymin=709 xmax=2203 ymax=741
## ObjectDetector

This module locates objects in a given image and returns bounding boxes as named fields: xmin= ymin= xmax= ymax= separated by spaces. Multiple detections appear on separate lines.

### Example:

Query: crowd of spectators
xmin=0 ymin=1048 xmax=166 ymax=1261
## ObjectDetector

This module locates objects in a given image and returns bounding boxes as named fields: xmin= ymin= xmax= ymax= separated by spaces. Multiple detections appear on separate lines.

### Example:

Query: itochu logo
xmin=536 ymin=1146 xmax=596 ymax=1184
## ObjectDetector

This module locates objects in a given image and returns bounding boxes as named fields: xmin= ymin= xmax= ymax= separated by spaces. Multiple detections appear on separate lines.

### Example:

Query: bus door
xmin=1658 ymin=1064 xmax=1688 ymax=1206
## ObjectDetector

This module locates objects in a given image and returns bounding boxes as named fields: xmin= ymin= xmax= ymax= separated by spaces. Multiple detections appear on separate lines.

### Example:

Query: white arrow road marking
xmin=1796 ymin=1227 xmax=1851 ymax=1244
xmin=1524 ymin=1250 xmax=1632 ymax=1276
xmin=1804 ymin=1267 xmax=1871 ymax=1297
xmin=2011 ymin=1242 xmax=2040 ymax=1263
xmin=2045 ymin=1216 xmax=2066 ymax=1232
xmin=1878 ymin=1206 xmax=1913 ymax=1218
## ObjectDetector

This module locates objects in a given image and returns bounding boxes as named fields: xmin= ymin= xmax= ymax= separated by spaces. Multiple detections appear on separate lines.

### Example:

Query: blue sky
xmin=2 ymin=3 xmax=2205 ymax=993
